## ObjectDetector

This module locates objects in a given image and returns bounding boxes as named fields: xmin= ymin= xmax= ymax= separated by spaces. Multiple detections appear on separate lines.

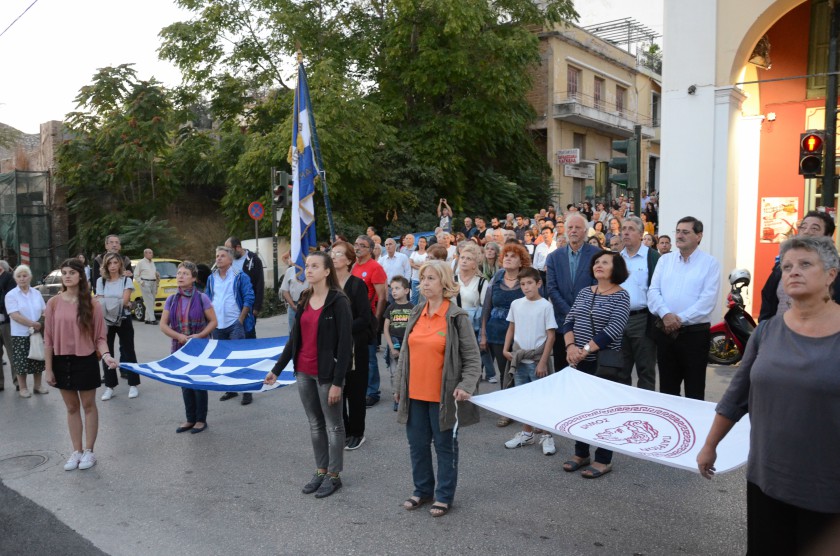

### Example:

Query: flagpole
xmin=295 ymin=51 xmax=336 ymax=244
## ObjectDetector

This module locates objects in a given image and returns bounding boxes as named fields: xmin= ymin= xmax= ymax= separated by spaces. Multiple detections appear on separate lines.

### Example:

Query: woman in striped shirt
xmin=561 ymin=250 xmax=630 ymax=479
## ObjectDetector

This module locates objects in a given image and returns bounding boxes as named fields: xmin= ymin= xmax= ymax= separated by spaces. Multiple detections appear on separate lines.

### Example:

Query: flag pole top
xmin=296 ymin=49 xmax=303 ymax=64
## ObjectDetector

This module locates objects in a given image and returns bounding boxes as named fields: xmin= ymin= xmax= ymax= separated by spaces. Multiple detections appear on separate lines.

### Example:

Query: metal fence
xmin=0 ymin=170 xmax=53 ymax=279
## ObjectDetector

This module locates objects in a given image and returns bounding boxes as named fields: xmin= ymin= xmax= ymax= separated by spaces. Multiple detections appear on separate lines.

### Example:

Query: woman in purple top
xmin=160 ymin=261 xmax=217 ymax=434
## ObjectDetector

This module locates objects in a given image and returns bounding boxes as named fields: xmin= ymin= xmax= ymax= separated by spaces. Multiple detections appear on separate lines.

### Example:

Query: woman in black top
xmin=265 ymin=252 xmax=353 ymax=499
xmin=330 ymin=240 xmax=373 ymax=450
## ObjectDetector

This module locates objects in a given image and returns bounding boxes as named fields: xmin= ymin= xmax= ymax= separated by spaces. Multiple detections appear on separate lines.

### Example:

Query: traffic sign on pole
xmin=248 ymin=201 xmax=265 ymax=221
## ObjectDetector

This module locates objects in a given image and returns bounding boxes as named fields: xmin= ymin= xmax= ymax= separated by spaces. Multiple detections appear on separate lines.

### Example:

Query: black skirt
xmin=53 ymin=353 xmax=101 ymax=391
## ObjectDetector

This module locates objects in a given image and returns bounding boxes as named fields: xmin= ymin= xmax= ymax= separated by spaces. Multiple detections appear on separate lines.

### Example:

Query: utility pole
xmin=822 ymin=0 xmax=839 ymax=210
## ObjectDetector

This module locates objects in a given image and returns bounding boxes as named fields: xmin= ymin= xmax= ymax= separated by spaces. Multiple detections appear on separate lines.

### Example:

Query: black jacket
xmin=240 ymin=250 xmax=265 ymax=312
xmin=272 ymin=289 xmax=353 ymax=387
xmin=759 ymin=261 xmax=840 ymax=321
xmin=0 ymin=270 xmax=15 ymax=319
xmin=343 ymin=275 xmax=374 ymax=344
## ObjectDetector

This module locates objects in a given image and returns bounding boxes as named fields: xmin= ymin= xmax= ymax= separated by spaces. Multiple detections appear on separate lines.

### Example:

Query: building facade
xmin=527 ymin=24 xmax=661 ymax=206
xmin=661 ymin=0 xmax=829 ymax=314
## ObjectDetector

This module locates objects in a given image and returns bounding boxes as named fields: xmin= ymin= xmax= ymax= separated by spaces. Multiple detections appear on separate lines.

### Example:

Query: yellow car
xmin=129 ymin=258 xmax=181 ymax=321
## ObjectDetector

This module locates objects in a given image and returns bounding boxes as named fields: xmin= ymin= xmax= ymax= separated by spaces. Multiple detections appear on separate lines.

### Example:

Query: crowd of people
xmin=1 ymin=194 xmax=838 ymax=549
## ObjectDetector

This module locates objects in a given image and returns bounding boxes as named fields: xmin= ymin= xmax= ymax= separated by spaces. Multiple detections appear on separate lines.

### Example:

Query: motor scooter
xmin=708 ymin=269 xmax=757 ymax=365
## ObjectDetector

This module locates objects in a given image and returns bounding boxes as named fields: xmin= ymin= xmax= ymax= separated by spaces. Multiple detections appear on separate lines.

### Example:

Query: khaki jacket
xmin=395 ymin=300 xmax=482 ymax=431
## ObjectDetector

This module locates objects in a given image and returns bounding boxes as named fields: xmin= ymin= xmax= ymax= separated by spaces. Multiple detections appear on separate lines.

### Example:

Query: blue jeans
xmin=287 ymin=307 xmax=296 ymax=333
xmin=406 ymin=399 xmax=459 ymax=505
xmin=213 ymin=320 xmax=245 ymax=340
xmin=513 ymin=361 xmax=538 ymax=387
xmin=481 ymin=350 xmax=496 ymax=380
xmin=182 ymin=388 xmax=208 ymax=423
xmin=410 ymin=280 xmax=420 ymax=305
xmin=367 ymin=340 xmax=380 ymax=400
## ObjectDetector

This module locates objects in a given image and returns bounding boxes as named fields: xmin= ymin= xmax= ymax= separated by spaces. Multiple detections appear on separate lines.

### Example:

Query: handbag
xmin=587 ymin=289 xmax=629 ymax=382
xmin=28 ymin=330 xmax=45 ymax=361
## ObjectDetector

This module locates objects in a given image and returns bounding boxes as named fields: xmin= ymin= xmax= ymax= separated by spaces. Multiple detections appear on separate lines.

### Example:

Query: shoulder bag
xmin=588 ymin=289 xmax=627 ymax=382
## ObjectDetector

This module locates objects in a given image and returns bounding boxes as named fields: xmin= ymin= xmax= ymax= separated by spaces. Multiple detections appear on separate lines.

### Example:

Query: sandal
xmin=562 ymin=457 xmax=591 ymax=472
xmin=496 ymin=417 xmax=512 ymax=427
xmin=429 ymin=502 xmax=451 ymax=517
xmin=402 ymin=496 xmax=433 ymax=511
xmin=581 ymin=464 xmax=612 ymax=479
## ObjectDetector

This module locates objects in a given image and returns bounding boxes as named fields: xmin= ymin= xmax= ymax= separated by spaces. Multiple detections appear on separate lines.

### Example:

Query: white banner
xmin=470 ymin=368 xmax=750 ymax=474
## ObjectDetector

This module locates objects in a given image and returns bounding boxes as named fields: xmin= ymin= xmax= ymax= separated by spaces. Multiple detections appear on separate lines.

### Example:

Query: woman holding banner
xmin=395 ymin=261 xmax=481 ymax=517
xmin=698 ymin=235 xmax=840 ymax=554
xmin=561 ymin=250 xmax=630 ymax=479
xmin=265 ymin=251 xmax=352 ymax=499
xmin=160 ymin=261 xmax=217 ymax=434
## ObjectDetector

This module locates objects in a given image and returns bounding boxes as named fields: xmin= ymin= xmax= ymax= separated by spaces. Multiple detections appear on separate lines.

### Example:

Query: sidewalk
xmin=0 ymin=313 xmax=746 ymax=555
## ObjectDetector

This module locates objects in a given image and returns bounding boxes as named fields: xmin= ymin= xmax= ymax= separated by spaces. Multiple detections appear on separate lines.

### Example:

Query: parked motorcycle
xmin=708 ymin=269 xmax=757 ymax=365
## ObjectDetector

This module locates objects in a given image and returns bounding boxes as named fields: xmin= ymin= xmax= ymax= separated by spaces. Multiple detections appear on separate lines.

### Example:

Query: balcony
xmin=554 ymin=92 xmax=657 ymax=138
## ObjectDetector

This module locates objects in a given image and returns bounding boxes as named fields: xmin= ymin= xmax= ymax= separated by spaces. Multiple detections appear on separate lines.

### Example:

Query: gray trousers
xmin=621 ymin=312 xmax=657 ymax=391
xmin=140 ymin=281 xmax=158 ymax=322
xmin=297 ymin=372 xmax=345 ymax=474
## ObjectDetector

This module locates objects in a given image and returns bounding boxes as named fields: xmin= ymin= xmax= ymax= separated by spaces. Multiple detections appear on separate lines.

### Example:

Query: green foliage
xmin=119 ymin=216 xmax=181 ymax=256
xmin=260 ymin=286 xmax=287 ymax=318
xmin=0 ymin=124 xmax=21 ymax=149
xmin=155 ymin=0 xmax=577 ymax=237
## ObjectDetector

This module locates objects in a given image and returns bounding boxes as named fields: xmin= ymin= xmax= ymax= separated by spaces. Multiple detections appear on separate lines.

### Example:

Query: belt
xmin=141 ymin=279 xmax=157 ymax=282
xmin=628 ymin=308 xmax=649 ymax=316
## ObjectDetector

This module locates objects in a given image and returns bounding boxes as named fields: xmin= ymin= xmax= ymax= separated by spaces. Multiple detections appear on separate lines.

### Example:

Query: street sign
xmin=248 ymin=201 xmax=265 ymax=221
xmin=557 ymin=148 xmax=580 ymax=165
xmin=564 ymin=163 xmax=596 ymax=179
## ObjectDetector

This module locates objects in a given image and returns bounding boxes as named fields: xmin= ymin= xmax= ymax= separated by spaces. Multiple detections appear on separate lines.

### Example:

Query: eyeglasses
xmin=353 ymin=243 xmax=369 ymax=249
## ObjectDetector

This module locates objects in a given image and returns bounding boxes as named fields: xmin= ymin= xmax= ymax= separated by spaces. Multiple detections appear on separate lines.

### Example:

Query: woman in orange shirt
xmin=394 ymin=261 xmax=481 ymax=517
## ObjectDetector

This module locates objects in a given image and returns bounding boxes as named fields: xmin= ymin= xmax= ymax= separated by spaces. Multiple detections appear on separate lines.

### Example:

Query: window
xmin=594 ymin=77 xmax=605 ymax=110
xmin=567 ymin=66 xmax=581 ymax=100
xmin=651 ymin=92 xmax=661 ymax=127
xmin=616 ymin=86 xmax=626 ymax=116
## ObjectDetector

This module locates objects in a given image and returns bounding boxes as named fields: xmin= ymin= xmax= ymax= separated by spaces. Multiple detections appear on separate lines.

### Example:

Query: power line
xmin=0 ymin=0 xmax=40 ymax=40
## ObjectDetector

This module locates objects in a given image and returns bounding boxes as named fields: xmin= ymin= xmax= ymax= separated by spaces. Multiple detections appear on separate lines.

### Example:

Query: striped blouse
xmin=562 ymin=287 xmax=630 ymax=361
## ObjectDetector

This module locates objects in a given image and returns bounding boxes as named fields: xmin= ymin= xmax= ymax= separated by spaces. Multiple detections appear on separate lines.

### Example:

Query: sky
xmin=0 ymin=0 xmax=663 ymax=135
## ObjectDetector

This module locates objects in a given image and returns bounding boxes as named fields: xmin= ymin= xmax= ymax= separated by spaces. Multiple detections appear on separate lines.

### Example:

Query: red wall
xmin=753 ymin=1 xmax=824 ymax=314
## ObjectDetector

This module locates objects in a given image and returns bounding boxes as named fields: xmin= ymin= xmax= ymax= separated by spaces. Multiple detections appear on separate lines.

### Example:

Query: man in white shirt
xmin=532 ymin=226 xmax=556 ymax=273
xmin=647 ymin=216 xmax=720 ymax=400
xmin=379 ymin=238 xmax=411 ymax=302
xmin=619 ymin=217 xmax=660 ymax=391
xmin=135 ymin=248 xmax=160 ymax=325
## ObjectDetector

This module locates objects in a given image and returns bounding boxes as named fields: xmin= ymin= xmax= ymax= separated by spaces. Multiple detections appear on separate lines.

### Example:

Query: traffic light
xmin=608 ymin=138 xmax=638 ymax=189
xmin=273 ymin=171 xmax=292 ymax=206
xmin=799 ymin=131 xmax=825 ymax=176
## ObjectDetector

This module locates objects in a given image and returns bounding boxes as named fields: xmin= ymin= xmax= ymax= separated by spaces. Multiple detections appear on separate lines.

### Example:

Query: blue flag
xmin=120 ymin=337 xmax=295 ymax=392
xmin=288 ymin=60 xmax=321 ymax=282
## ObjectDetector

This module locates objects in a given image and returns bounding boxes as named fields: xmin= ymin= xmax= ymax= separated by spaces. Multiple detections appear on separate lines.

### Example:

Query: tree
xmin=159 ymin=0 xmax=578 ymax=235
xmin=57 ymin=65 xmax=180 ymax=254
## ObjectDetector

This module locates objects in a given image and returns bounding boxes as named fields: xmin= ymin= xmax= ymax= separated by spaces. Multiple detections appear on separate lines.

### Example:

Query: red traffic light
xmin=802 ymin=133 xmax=823 ymax=153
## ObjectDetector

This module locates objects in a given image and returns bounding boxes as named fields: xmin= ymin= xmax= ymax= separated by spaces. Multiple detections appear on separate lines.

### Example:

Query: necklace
xmin=596 ymin=285 xmax=617 ymax=295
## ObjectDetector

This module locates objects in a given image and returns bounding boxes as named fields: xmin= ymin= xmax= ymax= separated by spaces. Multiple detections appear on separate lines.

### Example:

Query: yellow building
xmin=526 ymin=23 xmax=661 ymax=205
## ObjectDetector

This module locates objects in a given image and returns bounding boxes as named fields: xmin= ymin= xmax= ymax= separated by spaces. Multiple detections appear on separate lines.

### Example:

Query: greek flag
xmin=288 ymin=57 xmax=320 ymax=282
xmin=120 ymin=338 xmax=295 ymax=393
xmin=470 ymin=368 xmax=750 ymax=474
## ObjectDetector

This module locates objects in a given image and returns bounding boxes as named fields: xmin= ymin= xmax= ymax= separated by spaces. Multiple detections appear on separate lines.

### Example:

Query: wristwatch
xmin=583 ymin=344 xmax=591 ymax=353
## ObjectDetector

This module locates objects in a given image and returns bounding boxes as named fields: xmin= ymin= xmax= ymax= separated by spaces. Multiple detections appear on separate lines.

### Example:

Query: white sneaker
xmin=504 ymin=431 xmax=535 ymax=449
xmin=101 ymin=387 xmax=114 ymax=401
xmin=128 ymin=386 xmax=138 ymax=399
xmin=63 ymin=451 xmax=82 ymax=471
xmin=488 ymin=376 xmax=499 ymax=384
xmin=540 ymin=434 xmax=556 ymax=456
xmin=78 ymin=449 xmax=96 ymax=470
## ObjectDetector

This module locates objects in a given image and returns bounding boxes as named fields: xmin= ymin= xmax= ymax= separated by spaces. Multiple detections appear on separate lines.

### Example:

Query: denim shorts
xmin=513 ymin=361 xmax=538 ymax=387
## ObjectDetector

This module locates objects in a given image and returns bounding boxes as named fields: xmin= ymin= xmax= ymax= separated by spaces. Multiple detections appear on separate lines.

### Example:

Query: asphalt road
xmin=0 ymin=313 xmax=747 ymax=555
